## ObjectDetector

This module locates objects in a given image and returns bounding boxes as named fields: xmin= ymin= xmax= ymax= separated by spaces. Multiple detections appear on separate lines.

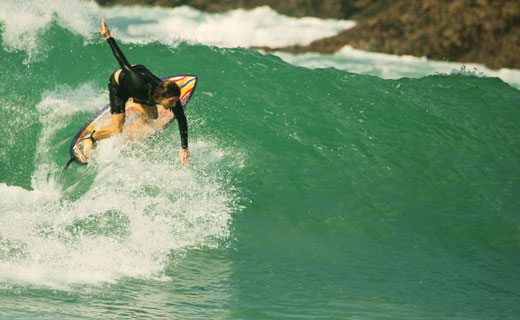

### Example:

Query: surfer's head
xmin=152 ymin=81 xmax=181 ymax=109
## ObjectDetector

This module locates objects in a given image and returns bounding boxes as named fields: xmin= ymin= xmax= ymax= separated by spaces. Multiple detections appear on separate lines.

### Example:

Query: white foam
xmin=100 ymin=5 xmax=355 ymax=47
xmin=0 ymin=84 xmax=240 ymax=289
xmin=2 ymin=1 xmax=518 ymax=87
xmin=0 ymin=0 xmax=98 ymax=61
xmin=274 ymin=45 xmax=520 ymax=89
xmin=1 ymin=1 xmax=353 ymax=57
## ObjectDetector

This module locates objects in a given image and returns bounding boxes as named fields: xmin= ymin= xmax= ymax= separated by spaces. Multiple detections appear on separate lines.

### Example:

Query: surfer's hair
xmin=151 ymin=81 xmax=181 ymax=101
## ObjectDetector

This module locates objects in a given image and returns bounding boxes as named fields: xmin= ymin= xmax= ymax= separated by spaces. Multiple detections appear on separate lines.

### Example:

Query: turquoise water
xmin=1 ymin=10 xmax=520 ymax=320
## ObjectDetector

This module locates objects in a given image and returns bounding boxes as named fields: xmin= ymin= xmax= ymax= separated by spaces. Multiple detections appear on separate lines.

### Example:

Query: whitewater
xmin=1 ymin=1 xmax=519 ymax=319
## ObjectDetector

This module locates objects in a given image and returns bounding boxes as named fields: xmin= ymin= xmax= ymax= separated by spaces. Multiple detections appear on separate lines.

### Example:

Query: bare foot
xmin=179 ymin=148 xmax=191 ymax=165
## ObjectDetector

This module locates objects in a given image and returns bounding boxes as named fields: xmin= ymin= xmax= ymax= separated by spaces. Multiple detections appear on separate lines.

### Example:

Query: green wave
xmin=1 ymin=22 xmax=520 ymax=319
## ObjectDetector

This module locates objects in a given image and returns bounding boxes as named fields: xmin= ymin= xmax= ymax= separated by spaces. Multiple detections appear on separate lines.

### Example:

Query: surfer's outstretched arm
xmin=170 ymin=102 xmax=190 ymax=165
xmin=170 ymin=101 xmax=188 ymax=150
xmin=99 ymin=18 xmax=131 ymax=72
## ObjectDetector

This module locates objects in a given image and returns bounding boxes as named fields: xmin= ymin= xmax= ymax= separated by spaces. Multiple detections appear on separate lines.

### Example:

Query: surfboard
xmin=69 ymin=74 xmax=197 ymax=165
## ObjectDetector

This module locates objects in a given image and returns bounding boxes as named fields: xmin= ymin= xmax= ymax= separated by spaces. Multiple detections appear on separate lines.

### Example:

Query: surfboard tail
xmin=61 ymin=156 xmax=75 ymax=177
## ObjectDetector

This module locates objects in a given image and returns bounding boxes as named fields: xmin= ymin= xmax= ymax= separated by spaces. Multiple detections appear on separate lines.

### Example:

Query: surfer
xmin=82 ymin=18 xmax=190 ymax=165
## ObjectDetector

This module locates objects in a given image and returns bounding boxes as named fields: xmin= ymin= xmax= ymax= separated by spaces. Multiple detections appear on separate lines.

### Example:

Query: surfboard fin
xmin=61 ymin=156 xmax=75 ymax=177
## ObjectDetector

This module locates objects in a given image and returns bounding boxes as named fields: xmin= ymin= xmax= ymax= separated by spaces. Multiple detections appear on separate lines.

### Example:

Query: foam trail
xmin=0 ymin=84 xmax=239 ymax=289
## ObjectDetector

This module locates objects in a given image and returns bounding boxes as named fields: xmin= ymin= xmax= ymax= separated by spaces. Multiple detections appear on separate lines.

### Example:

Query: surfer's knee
xmin=112 ymin=120 xmax=124 ymax=134
xmin=109 ymin=113 xmax=125 ymax=134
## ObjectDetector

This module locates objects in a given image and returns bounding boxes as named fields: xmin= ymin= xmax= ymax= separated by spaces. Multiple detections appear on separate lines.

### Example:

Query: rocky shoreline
xmin=95 ymin=0 xmax=520 ymax=70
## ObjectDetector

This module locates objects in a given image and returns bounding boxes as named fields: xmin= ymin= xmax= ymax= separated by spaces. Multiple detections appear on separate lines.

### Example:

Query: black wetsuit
xmin=106 ymin=37 xmax=188 ymax=149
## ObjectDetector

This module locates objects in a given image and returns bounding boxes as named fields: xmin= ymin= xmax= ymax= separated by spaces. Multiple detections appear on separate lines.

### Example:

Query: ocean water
xmin=1 ymin=1 xmax=519 ymax=319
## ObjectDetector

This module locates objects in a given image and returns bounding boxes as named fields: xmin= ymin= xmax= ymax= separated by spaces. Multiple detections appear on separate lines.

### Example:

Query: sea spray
xmin=0 ymin=84 xmax=239 ymax=289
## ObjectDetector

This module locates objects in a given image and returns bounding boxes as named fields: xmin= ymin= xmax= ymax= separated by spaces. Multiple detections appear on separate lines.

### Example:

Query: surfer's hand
xmin=179 ymin=148 xmax=190 ymax=165
xmin=98 ymin=18 xmax=111 ymax=39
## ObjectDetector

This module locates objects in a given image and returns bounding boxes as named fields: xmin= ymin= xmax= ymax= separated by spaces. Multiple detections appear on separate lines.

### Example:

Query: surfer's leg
xmin=81 ymin=71 xmax=127 ymax=159
xmin=82 ymin=113 xmax=124 ymax=158
xmin=82 ymin=113 xmax=122 ymax=157
xmin=94 ymin=113 xmax=125 ymax=139
xmin=127 ymin=100 xmax=146 ymax=115
xmin=108 ymin=72 xmax=127 ymax=114
xmin=90 ymin=72 xmax=127 ymax=141
xmin=83 ymin=72 xmax=125 ymax=145
xmin=126 ymin=99 xmax=158 ymax=121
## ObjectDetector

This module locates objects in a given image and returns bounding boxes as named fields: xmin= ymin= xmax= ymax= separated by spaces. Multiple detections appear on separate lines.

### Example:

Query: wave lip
xmin=0 ymin=0 xmax=98 ymax=60
xmin=274 ymin=45 xmax=520 ymax=89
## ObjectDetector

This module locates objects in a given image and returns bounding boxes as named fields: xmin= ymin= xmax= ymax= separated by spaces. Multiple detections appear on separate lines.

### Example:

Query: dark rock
xmin=95 ymin=0 xmax=520 ymax=70
xmin=275 ymin=0 xmax=520 ymax=70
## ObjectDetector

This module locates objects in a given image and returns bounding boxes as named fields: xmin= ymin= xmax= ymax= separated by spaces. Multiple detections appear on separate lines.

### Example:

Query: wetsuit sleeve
xmin=170 ymin=101 xmax=188 ymax=149
xmin=106 ymin=37 xmax=131 ymax=72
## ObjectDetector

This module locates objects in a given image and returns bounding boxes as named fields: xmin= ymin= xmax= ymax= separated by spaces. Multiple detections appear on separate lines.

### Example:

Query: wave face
xmin=1 ymin=1 xmax=519 ymax=319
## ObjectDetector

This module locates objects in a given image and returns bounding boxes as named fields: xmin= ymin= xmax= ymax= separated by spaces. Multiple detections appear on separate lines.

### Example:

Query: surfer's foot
xmin=179 ymin=148 xmax=191 ymax=165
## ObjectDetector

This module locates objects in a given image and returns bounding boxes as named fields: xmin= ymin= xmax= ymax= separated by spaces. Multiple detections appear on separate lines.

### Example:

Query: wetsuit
xmin=106 ymin=37 xmax=188 ymax=149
